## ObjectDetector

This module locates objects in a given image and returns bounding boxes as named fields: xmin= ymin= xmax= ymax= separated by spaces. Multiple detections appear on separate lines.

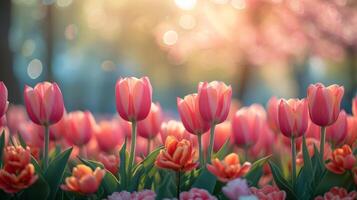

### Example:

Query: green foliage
xmin=0 ymin=130 xmax=5 ymax=167
xmin=214 ymin=139 xmax=231 ymax=159
xmin=192 ymin=167 xmax=217 ymax=193
xmin=244 ymin=155 xmax=271 ymax=187
xmin=269 ymin=161 xmax=297 ymax=200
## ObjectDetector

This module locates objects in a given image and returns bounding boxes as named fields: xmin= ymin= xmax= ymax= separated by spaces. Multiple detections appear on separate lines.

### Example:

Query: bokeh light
xmin=27 ymin=59 xmax=43 ymax=79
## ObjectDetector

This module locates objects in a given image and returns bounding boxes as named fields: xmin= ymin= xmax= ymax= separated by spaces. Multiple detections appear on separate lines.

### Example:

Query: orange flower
xmin=61 ymin=164 xmax=105 ymax=194
xmin=0 ymin=146 xmax=38 ymax=193
xmin=207 ymin=153 xmax=251 ymax=182
xmin=155 ymin=136 xmax=198 ymax=172
xmin=326 ymin=145 xmax=356 ymax=174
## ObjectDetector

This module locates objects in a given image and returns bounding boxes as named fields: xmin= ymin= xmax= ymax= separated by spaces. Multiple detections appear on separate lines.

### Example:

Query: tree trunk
xmin=0 ymin=0 xmax=21 ymax=103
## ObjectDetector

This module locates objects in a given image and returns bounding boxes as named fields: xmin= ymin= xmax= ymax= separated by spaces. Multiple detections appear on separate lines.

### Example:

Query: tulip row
xmin=0 ymin=79 xmax=355 ymax=200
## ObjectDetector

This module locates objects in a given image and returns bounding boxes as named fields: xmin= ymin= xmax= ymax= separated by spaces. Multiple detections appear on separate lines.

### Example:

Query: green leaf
xmin=129 ymin=165 xmax=145 ymax=192
xmin=192 ymin=167 xmax=217 ymax=193
xmin=314 ymin=171 xmax=354 ymax=195
xmin=17 ymin=132 xmax=27 ymax=148
xmin=44 ymin=147 xmax=73 ymax=200
xmin=135 ymin=146 xmax=162 ymax=170
xmin=269 ymin=161 xmax=297 ymax=200
xmin=155 ymin=170 xmax=175 ymax=199
xmin=119 ymin=138 xmax=128 ymax=190
xmin=0 ymin=130 xmax=5 ymax=167
xmin=0 ymin=190 xmax=11 ymax=200
xmin=31 ymin=156 xmax=43 ymax=176
xmin=244 ymin=155 xmax=271 ymax=187
xmin=19 ymin=174 xmax=50 ymax=200
xmin=214 ymin=139 xmax=230 ymax=159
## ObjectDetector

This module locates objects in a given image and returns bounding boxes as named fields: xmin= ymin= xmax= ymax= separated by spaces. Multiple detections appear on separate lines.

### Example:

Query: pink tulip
xmin=307 ymin=83 xmax=344 ymax=126
xmin=326 ymin=110 xmax=347 ymax=145
xmin=250 ymin=123 xmax=276 ymax=158
xmin=278 ymin=98 xmax=308 ymax=138
xmin=198 ymin=81 xmax=232 ymax=124
xmin=305 ymin=119 xmax=320 ymax=140
xmin=137 ymin=103 xmax=163 ymax=139
xmin=0 ymin=82 xmax=8 ymax=119
xmin=48 ymin=112 xmax=67 ymax=141
xmin=177 ymin=94 xmax=210 ymax=135
xmin=203 ymin=122 xmax=232 ymax=152
xmin=231 ymin=104 xmax=266 ymax=147
xmin=65 ymin=111 xmax=95 ymax=146
xmin=95 ymin=121 xmax=123 ymax=153
xmin=160 ymin=120 xmax=192 ymax=143
xmin=115 ymin=77 xmax=152 ymax=122
xmin=353 ymin=96 xmax=357 ymax=117
xmin=180 ymin=188 xmax=217 ymax=200
xmin=5 ymin=105 xmax=28 ymax=135
xmin=117 ymin=117 xmax=132 ymax=139
xmin=346 ymin=115 xmax=357 ymax=147
xmin=0 ymin=116 xmax=6 ymax=127
xmin=266 ymin=96 xmax=280 ymax=133
xmin=222 ymin=178 xmax=251 ymax=200
xmin=24 ymin=82 xmax=64 ymax=126
xmin=18 ymin=122 xmax=43 ymax=148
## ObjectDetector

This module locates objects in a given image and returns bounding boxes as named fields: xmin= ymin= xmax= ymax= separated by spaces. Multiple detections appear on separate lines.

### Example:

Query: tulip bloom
xmin=6 ymin=105 xmax=28 ymax=135
xmin=95 ymin=121 xmax=123 ymax=153
xmin=346 ymin=115 xmax=357 ymax=147
xmin=326 ymin=110 xmax=347 ymax=146
xmin=231 ymin=104 xmax=266 ymax=148
xmin=155 ymin=136 xmax=198 ymax=172
xmin=137 ymin=103 xmax=162 ymax=139
xmin=180 ymin=188 xmax=217 ymax=200
xmin=115 ymin=76 xmax=152 ymax=122
xmin=266 ymin=96 xmax=280 ymax=133
xmin=250 ymin=185 xmax=286 ymax=200
xmin=0 ymin=146 xmax=38 ymax=193
xmin=98 ymin=153 xmax=119 ymax=175
xmin=0 ymin=82 xmax=8 ymax=119
xmin=207 ymin=153 xmax=251 ymax=182
xmin=61 ymin=164 xmax=105 ymax=195
xmin=315 ymin=187 xmax=357 ymax=200
xmin=65 ymin=111 xmax=95 ymax=147
xmin=160 ymin=120 xmax=192 ymax=143
xmin=203 ymin=122 xmax=232 ymax=152
xmin=326 ymin=145 xmax=356 ymax=174
xmin=178 ymin=94 xmax=210 ymax=166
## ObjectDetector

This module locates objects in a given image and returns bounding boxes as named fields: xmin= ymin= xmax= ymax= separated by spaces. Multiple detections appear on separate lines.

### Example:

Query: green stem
xmin=43 ymin=124 xmax=50 ymax=170
xmin=291 ymin=136 xmax=296 ymax=189
xmin=244 ymin=145 xmax=249 ymax=162
xmin=128 ymin=121 xmax=137 ymax=178
xmin=207 ymin=123 xmax=216 ymax=164
xmin=147 ymin=138 xmax=151 ymax=156
xmin=320 ymin=126 xmax=325 ymax=163
xmin=197 ymin=134 xmax=204 ymax=167
xmin=176 ymin=171 xmax=181 ymax=199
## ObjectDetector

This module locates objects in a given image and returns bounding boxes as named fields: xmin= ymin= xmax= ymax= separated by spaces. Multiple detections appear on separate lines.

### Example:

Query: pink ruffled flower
xmin=222 ymin=178 xmax=251 ymax=200
xmin=250 ymin=185 xmax=286 ymax=200
xmin=180 ymin=188 xmax=217 ymax=200
xmin=314 ymin=187 xmax=357 ymax=200
xmin=107 ymin=190 xmax=156 ymax=200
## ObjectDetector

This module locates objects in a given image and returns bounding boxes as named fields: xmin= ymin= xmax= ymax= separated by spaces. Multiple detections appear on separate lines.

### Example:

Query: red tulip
xmin=115 ymin=77 xmax=152 ymax=122
xmin=160 ymin=120 xmax=192 ymax=143
xmin=346 ymin=115 xmax=357 ymax=147
xmin=0 ymin=82 xmax=8 ymax=119
xmin=231 ymin=104 xmax=266 ymax=147
xmin=278 ymin=98 xmax=308 ymax=138
xmin=65 ymin=111 xmax=95 ymax=146
xmin=137 ymin=103 xmax=163 ymax=139
xmin=326 ymin=110 xmax=347 ymax=145
xmin=95 ymin=121 xmax=123 ymax=153
xmin=198 ymin=81 xmax=232 ymax=124
xmin=307 ymin=83 xmax=344 ymax=126
xmin=24 ymin=82 xmax=64 ymax=126
xmin=266 ymin=96 xmax=280 ymax=133
xmin=177 ymin=94 xmax=210 ymax=135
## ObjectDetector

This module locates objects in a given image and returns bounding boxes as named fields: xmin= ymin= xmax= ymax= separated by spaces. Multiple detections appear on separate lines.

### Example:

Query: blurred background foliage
xmin=0 ymin=0 xmax=356 ymax=114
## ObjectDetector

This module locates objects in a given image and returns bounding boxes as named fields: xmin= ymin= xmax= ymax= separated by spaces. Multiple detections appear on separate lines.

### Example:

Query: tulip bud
xmin=266 ymin=96 xmax=280 ymax=133
xmin=177 ymin=94 xmax=210 ymax=135
xmin=160 ymin=120 xmax=192 ymax=143
xmin=307 ymin=83 xmax=344 ymax=126
xmin=326 ymin=110 xmax=347 ymax=145
xmin=278 ymin=98 xmax=308 ymax=138
xmin=95 ymin=121 xmax=123 ymax=153
xmin=137 ymin=103 xmax=163 ymax=139
xmin=115 ymin=77 xmax=152 ymax=122
xmin=0 ymin=82 xmax=8 ymax=119
xmin=346 ymin=115 xmax=357 ymax=147
xmin=198 ymin=81 xmax=232 ymax=124
xmin=65 ymin=111 xmax=95 ymax=146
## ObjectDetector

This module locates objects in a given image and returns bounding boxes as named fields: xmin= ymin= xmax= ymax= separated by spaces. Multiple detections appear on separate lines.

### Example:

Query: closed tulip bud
xmin=177 ymin=94 xmax=210 ymax=135
xmin=98 ymin=153 xmax=119 ymax=175
xmin=95 ymin=121 xmax=123 ymax=153
xmin=61 ymin=164 xmax=105 ymax=194
xmin=326 ymin=145 xmax=356 ymax=174
xmin=266 ymin=96 xmax=280 ymax=133
xmin=346 ymin=115 xmax=357 ymax=147
xmin=326 ymin=110 xmax=347 ymax=145
xmin=155 ymin=136 xmax=198 ymax=172
xmin=160 ymin=120 xmax=192 ymax=143
xmin=65 ymin=111 xmax=95 ymax=146
xmin=137 ymin=103 xmax=163 ymax=139
xmin=0 ymin=82 xmax=8 ymax=119
xmin=198 ymin=81 xmax=232 ymax=124
xmin=307 ymin=83 xmax=344 ymax=126
xmin=24 ymin=82 xmax=64 ymax=126
xmin=231 ymin=104 xmax=266 ymax=147
xmin=207 ymin=153 xmax=251 ymax=182
xmin=278 ymin=98 xmax=308 ymax=138
xmin=115 ymin=77 xmax=152 ymax=122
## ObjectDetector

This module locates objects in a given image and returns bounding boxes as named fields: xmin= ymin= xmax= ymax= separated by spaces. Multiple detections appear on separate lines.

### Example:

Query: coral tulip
xmin=307 ymin=83 xmax=344 ymax=127
xmin=0 ymin=146 xmax=38 ymax=193
xmin=266 ymin=96 xmax=280 ymax=133
xmin=326 ymin=110 xmax=347 ymax=146
xmin=180 ymin=188 xmax=217 ymax=200
xmin=24 ymin=82 xmax=64 ymax=126
xmin=278 ymin=98 xmax=308 ymax=138
xmin=160 ymin=120 xmax=192 ymax=143
xmin=315 ymin=187 xmax=357 ymax=200
xmin=61 ymin=164 xmax=105 ymax=195
xmin=231 ymin=104 xmax=266 ymax=147
xmin=65 ymin=111 xmax=95 ymax=146
xmin=222 ymin=178 xmax=252 ymax=200
xmin=155 ymin=136 xmax=198 ymax=172
xmin=207 ymin=153 xmax=251 ymax=182
xmin=95 ymin=121 xmax=123 ymax=153
xmin=115 ymin=76 xmax=152 ymax=122
xmin=0 ymin=82 xmax=8 ymax=119
xmin=203 ymin=122 xmax=232 ymax=152
xmin=346 ymin=115 xmax=357 ymax=147
xmin=250 ymin=185 xmax=286 ymax=200
xmin=5 ymin=105 xmax=27 ymax=135
xmin=326 ymin=145 xmax=356 ymax=174
xmin=98 ymin=153 xmax=119 ymax=175
xmin=137 ymin=103 xmax=163 ymax=139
